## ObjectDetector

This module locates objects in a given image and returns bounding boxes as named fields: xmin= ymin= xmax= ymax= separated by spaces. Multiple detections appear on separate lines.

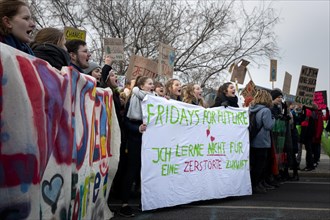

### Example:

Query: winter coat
xmin=124 ymin=98 xmax=143 ymax=143
xmin=212 ymin=93 xmax=239 ymax=108
xmin=249 ymin=104 xmax=275 ymax=148
xmin=126 ymin=87 xmax=151 ymax=120
xmin=31 ymin=43 xmax=70 ymax=70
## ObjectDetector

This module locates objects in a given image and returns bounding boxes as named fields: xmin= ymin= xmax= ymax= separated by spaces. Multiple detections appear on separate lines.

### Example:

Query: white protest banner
xmin=295 ymin=65 xmax=318 ymax=107
xmin=141 ymin=96 xmax=251 ymax=211
xmin=104 ymin=38 xmax=124 ymax=61
xmin=158 ymin=42 xmax=175 ymax=78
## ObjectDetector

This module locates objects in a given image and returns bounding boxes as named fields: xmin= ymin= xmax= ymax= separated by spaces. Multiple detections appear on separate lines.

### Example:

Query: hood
xmin=249 ymin=104 xmax=267 ymax=113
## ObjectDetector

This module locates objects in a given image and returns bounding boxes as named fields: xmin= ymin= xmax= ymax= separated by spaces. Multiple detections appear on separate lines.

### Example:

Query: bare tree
xmin=29 ymin=0 xmax=279 ymax=90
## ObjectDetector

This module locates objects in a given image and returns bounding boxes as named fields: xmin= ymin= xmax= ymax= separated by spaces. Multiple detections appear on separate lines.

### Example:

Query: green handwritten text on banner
xmin=141 ymin=95 xmax=252 ymax=211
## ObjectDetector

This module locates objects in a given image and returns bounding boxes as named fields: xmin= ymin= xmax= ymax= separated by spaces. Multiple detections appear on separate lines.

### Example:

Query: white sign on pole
xmin=141 ymin=96 xmax=251 ymax=211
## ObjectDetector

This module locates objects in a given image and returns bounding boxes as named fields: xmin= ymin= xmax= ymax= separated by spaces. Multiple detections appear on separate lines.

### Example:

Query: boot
xmin=289 ymin=171 xmax=299 ymax=181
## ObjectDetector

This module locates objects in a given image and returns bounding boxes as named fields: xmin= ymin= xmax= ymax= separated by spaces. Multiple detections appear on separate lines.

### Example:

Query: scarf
xmin=1 ymin=34 xmax=34 ymax=55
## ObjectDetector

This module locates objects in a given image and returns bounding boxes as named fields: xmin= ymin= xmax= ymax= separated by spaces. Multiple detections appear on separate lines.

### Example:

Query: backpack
xmin=249 ymin=111 xmax=262 ymax=142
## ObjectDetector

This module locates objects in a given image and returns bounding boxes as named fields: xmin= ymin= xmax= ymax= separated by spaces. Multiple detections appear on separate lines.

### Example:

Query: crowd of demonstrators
xmin=3 ymin=0 xmax=330 ymax=215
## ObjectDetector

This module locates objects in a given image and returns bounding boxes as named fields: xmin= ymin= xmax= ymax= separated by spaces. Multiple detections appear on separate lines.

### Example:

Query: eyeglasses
xmin=78 ymin=50 xmax=91 ymax=54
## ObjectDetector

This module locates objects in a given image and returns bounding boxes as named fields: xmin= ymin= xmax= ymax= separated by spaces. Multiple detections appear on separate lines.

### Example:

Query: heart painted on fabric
xmin=210 ymin=136 xmax=215 ymax=142
xmin=42 ymin=174 xmax=64 ymax=213
xmin=206 ymin=129 xmax=210 ymax=137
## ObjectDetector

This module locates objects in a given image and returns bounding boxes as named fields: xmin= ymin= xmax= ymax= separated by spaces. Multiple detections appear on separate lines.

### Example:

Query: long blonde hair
xmin=30 ymin=28 xmax=65 ymax=48
xmin=251 ymin=89 xmax=273 ymax=108
xmin=182 ymin=83 xmax=206 ymax=107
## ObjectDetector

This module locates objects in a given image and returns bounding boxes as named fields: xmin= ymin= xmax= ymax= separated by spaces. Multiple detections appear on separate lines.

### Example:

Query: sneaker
xmin=262 ymin=181 xmax=275 ymax=190
xmin=119 ymin=205 xmax=135 ymax=217
xmin=302 ymin=167 xmax=315 ymax=171
xmin=252 ymin=185 xmax=267 ymax=194
xmin=289 ymin=174 xmax=299 ymax=181
xmin=266 ymin=180 xmax=280 ymax=188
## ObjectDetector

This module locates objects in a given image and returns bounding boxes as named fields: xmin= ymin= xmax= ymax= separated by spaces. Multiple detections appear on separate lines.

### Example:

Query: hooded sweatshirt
xmin=249 ymin=104 xmax=275 ymax=148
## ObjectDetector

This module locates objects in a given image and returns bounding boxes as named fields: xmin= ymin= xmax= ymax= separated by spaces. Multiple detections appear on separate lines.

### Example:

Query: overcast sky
xmin=245 ymin=0 xmax=329 ymax=104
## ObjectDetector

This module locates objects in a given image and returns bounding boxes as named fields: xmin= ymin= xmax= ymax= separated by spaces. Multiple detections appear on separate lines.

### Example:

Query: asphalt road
xmin=109 ymin=176 xmax=330 ymax=220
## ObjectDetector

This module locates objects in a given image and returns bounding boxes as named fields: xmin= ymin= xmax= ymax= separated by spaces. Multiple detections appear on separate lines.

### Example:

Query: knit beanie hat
xmin=83 ymin=62 xmax=100 ymax=75
xmin=270 ymin=89 xmax=283 ymax=100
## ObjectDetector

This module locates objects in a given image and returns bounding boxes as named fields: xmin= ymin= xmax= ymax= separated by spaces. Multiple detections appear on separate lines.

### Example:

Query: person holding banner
xmin=119 ymin=76 xmax=153 ymax=217
xmin=30 ymin=27 xmax=71 ymax=70
xmin=249 ymin=90 xmax=275 ymax=193
xmin=65 ymin=39 xmax=91 ymax=73
xmin=103 ymin=66 xmax=128 ymax=202
xmin=0 ymin=0 xmax=35 ymax=55
xmin=212 ymin=82 xmax=239 ymax=108
xmin=165 ymin=78 xmax=182 ymax=101
xmin=182 ymin=83 xmax=207 ymax=107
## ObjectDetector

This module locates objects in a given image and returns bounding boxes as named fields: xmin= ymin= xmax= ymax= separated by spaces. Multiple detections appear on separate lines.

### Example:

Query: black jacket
xmin=212 ymin=94 xmax=239 ymax=108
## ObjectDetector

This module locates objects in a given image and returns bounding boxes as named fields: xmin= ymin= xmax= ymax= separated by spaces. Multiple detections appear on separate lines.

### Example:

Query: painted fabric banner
xmin=0 ymin=43 xmax=120 ymax=220
xmin=141 ymin=96 xmax=251 ymax=211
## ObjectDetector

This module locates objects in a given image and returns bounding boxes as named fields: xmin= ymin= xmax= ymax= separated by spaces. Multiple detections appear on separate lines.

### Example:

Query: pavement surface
xmin=298 ymin=149 xmax=330 ymax=178
xmin=108 ymin=149 xmax=330 ymax=219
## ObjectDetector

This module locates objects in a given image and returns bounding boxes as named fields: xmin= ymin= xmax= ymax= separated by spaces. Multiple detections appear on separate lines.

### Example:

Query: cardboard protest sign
xmin=126 ymin=55 xmax=158 ymax=80
xmin=158 ymin=42 xmax=175 ymax=78
xmin=270 ymin=59 xmax=277 ymax=81
xmin=104 ymin=38 xmax=124 ymax=61
xmin=230 ymin=59 xmax=250 ymax=84
xmin=240 ymin=80 xmax=257 ymax=99
xmin=313 ymin=90 xmax=327 ymax=110
xmin=0 ymin=43 xmax=120 ymax=219
xmin=141 ymin=96 xmax=251 ymax=211
xmin=64 ymin=27 xmax=86 ymax=41
xmin=295 ymin=65 xmax=318 ymax=107
xmin=282 ymin=71 xmax=292 ymax=94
